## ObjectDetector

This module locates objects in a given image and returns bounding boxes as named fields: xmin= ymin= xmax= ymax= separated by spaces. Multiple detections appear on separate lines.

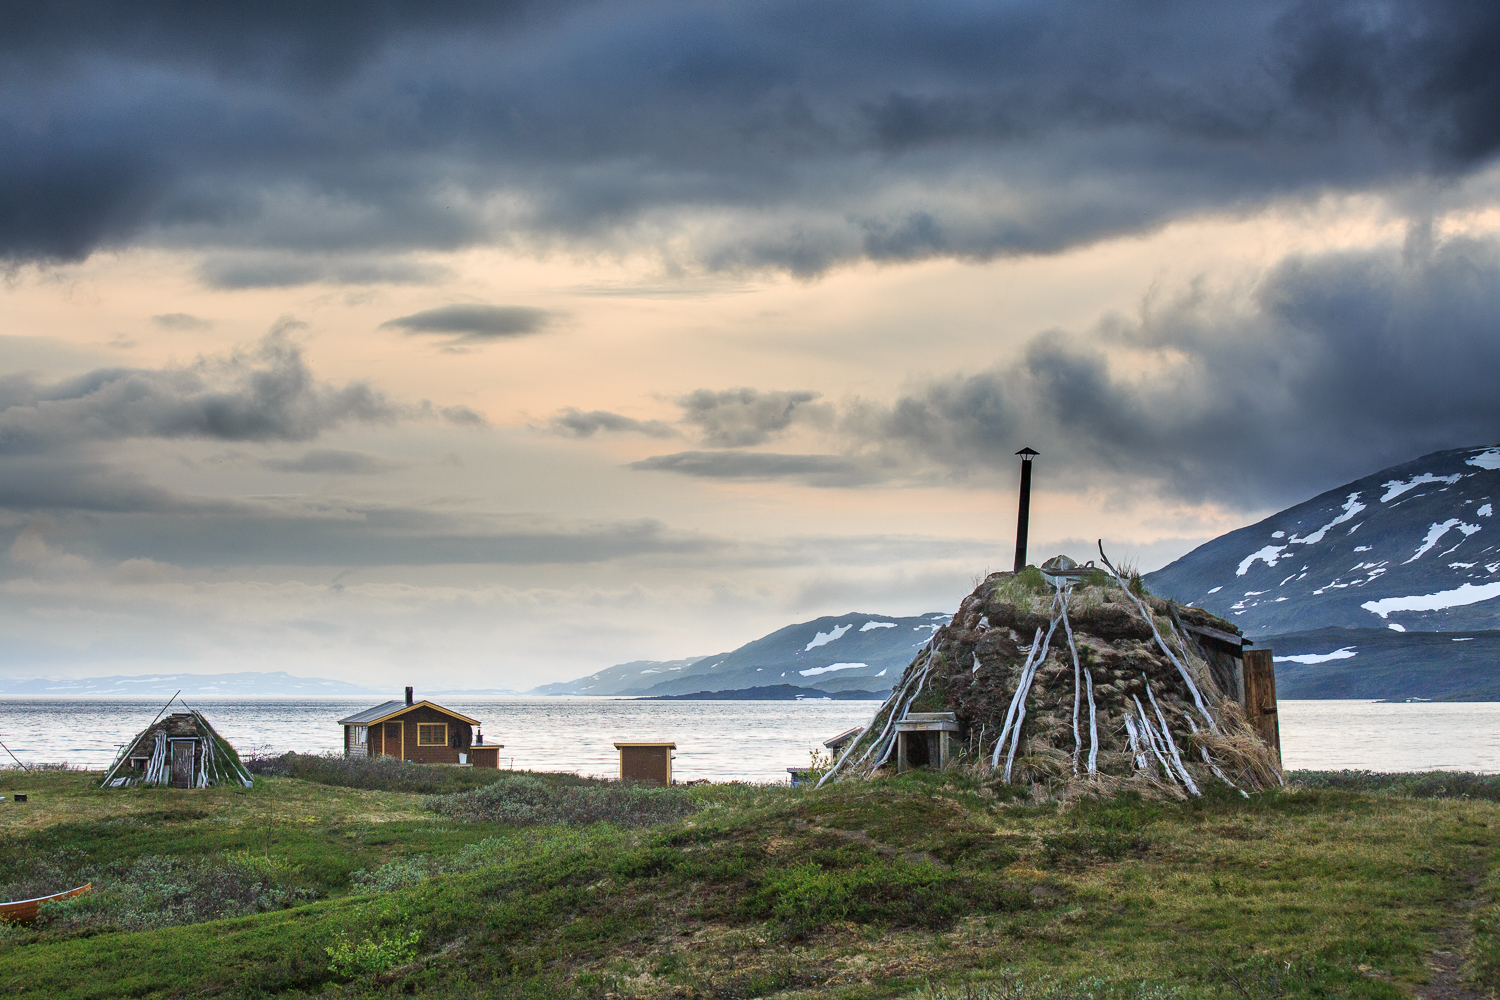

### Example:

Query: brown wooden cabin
xmin=338 ymin=687 xmax=503 ymax=767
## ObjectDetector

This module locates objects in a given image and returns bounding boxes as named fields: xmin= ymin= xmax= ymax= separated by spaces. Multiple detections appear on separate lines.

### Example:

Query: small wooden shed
xmin=615 ymin=742 xmax=674 ymax=786
xmin=338 ymin=687 xmax=501 ymax=766
xmin=895 ymin=712 xmax=959 ymax=773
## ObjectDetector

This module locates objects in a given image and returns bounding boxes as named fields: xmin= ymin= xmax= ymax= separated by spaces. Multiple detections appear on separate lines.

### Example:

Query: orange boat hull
xmin=0 ymin=883 xmax=91 ymax=924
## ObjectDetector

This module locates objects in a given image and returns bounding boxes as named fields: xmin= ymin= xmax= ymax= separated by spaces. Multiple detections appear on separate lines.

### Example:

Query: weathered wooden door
xmin=1242 ymin=649 xmax=1281 ymax=755
xmin=171 ymin=740 xmax=194 ymax=788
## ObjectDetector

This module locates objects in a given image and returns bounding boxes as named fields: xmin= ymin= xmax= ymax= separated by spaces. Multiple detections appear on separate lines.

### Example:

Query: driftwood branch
xmin=991 ymin=626 xmax=1044 ymax=769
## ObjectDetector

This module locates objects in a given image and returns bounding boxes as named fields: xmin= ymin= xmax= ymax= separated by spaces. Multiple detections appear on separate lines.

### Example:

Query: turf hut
xmin=818 ymin=547 xmax=1284 ymax=798
xmin=102 ymin=707 xmax=254 ymax=789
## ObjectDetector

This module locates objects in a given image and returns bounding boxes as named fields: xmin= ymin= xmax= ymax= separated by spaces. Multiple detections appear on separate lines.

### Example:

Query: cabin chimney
xmin=1013 ymin=447 xmax=1039 ymax=573
xmin=404 ymin=686 xmax=413 ymax=706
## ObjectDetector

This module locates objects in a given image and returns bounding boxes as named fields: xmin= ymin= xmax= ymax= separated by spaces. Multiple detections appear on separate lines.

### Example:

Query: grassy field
xmin=2 ymin=761 xmax=1497 ymax=1000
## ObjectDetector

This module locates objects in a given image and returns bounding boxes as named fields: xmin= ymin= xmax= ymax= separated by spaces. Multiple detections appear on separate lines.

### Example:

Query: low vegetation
xmin=0 ymin=764 xmax=1495 ymax=999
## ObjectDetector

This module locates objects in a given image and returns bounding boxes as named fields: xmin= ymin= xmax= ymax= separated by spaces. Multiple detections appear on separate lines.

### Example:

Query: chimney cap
xmin=1015 ymin=447 xmax=1039 ymax=458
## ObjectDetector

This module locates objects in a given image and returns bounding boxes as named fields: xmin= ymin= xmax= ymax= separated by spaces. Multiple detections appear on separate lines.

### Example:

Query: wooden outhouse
xmin=338 ymin=687 xmax=501 ymax=766
xmin=614 ymin=742 xmax=674 ymax=786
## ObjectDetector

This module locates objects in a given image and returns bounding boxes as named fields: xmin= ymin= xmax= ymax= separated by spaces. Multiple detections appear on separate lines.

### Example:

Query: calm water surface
xmin=1 ymin=698 xmax=1496 ymax=780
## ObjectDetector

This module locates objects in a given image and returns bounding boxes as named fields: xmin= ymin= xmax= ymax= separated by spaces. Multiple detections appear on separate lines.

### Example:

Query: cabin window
xmin=418 ymin=723 xmax=447 ymax=746
xmin=353 ymin=726 xmax=367 ymax=746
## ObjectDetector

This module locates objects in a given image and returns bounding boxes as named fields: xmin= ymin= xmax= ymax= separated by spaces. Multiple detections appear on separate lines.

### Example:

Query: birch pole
xmin=1098 ymin=541 xmax=1218 ymax=733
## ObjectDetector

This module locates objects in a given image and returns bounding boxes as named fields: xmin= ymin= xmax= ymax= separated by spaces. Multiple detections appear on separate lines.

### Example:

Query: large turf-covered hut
xmin=819 ymin=548 xmax=1284 ymax=798
xmin=102 ymin=708 xmax=253 ymax=789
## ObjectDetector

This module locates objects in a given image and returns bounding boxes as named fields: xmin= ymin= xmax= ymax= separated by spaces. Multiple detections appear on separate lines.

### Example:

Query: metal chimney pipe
xmin=1013 ymin=448 xmax=1038 ymax=573
xmin=405 ymin=686 xmax=413 ymax=706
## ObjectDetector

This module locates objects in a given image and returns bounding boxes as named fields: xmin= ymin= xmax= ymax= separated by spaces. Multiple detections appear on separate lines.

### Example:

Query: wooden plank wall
xmin=1242 ymin=649 xmax=1280 ymax=755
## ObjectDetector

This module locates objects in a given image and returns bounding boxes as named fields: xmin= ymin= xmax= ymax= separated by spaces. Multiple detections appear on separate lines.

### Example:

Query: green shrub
xmin=1041 ymin=830 xmax=1151 ymax=867
xmin=423 ymin=774 xmax=699 ymax=828
xmin=351 ymin=837 xmax=514 ymax=893
xmin=4 ymin=847 xmax=318 ymax=934
xmin=1289 ymin=770 xmax=1500 ymax=802
xmin=325 ymin=928 xmax=421 ymax=978
xmin=245 ymin=752 xmax=535 ymax=795
xmin=740 ymin=860 xmax=1033 ymax=936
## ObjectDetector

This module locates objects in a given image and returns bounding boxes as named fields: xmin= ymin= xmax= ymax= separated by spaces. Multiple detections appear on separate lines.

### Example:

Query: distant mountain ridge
xmin=0 ymin=672 xmax=382 ymax=697
xmin=1146 ymin=446 xmax=1500 ymax=635
xmin=528 ymin=611 xmax=949 ymax=697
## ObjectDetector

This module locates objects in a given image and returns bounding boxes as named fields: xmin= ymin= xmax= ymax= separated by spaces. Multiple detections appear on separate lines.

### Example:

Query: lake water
xmin=1 ymin=698 xmax=1497 ymax=781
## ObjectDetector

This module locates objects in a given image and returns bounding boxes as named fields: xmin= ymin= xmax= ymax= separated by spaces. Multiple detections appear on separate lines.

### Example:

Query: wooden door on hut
xmin=170 ymin=739 xmax=195 ymax=788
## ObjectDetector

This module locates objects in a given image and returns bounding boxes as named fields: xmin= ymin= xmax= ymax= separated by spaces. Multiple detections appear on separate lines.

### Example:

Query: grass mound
xmin=423 ymin=773 xmax=700 ymax=827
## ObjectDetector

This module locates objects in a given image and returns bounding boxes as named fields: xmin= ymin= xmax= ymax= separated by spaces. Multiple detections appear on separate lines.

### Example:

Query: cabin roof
xmin=337 ymin=700 xmax=480 ymax=726
xmin=823 ymin=726 xmax=863 ymax=749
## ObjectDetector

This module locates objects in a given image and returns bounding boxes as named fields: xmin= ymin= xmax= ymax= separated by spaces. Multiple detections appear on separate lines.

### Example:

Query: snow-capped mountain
xmin=528 ymin=611 xmax=949 ymax=697
xmin=1146 ymin=446 xmax=1500 ymax=636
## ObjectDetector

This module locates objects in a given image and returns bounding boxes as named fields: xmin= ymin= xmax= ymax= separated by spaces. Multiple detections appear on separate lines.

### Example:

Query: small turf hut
xmin=818 ymin=547 xmax=1284 ymax=799
xmin=102 ymin=705 xmax=253 ymax=789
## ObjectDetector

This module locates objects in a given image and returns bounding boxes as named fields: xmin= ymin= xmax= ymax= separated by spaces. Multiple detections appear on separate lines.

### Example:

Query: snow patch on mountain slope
xmin=805 ymin=624 xmax=851 ymax=650
xmin=1276 ymin=647 xmax=1357 ymax=664
xmin=1382 ymin=473 xmax=1461 ymax=502
xmin=860 ymin=621 xmax=897 ymax=631
xmin=1361 ymin=581 xmax=1500 ymax=618
xmin=1238 ymin=545 xmax=1288 ymax=576
xmin=1290 ymin=493 xmax=1367 ymax=544
xmin=1467 ymin=448 xmax=1500 ymax=470
xmin=1404 ymin=520 xmax=1481 ymax=564
xmin=799 ymin=662 xmax=868 ymax=677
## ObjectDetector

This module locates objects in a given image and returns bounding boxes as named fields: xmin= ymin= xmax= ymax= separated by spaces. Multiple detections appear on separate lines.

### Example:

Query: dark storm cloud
xmin=547 ymin=408 xmax=676 ymax=439
xmin=677 ymin=389 xmax=828 ymax=447
xmin=624 ymin=229 xmax=1500 ymax=508
xmin=5 ymin=1 xmax=1500 ymax=272
xmin=260 ymin=449 xmax=404 ymax=475
xmin=380 ymin=305 xmax=553 ymax=344
xmin=845 ymin=228 xmax=1500 ymax=507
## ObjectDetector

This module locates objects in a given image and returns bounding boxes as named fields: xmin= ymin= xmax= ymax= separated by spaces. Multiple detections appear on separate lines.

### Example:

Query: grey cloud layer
xmin=0 ymin=334 xmax=403 ymax=455
xmin=677 ymin=389 xmax=828 ymax=447
xmin=4 ymin=1 xmax=1499 ymax=273
xmin=548 ymin=408 xmax=676 ymax=439
xmin=627 ymin=230 xmax=1500 ymax=509
xmin=380 ymin=305 xmax=553 ymax=343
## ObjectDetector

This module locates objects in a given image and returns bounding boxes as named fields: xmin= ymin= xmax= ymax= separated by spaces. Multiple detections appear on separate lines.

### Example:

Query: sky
xmin=3 ymin=1 xmax=1500 ymax=688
